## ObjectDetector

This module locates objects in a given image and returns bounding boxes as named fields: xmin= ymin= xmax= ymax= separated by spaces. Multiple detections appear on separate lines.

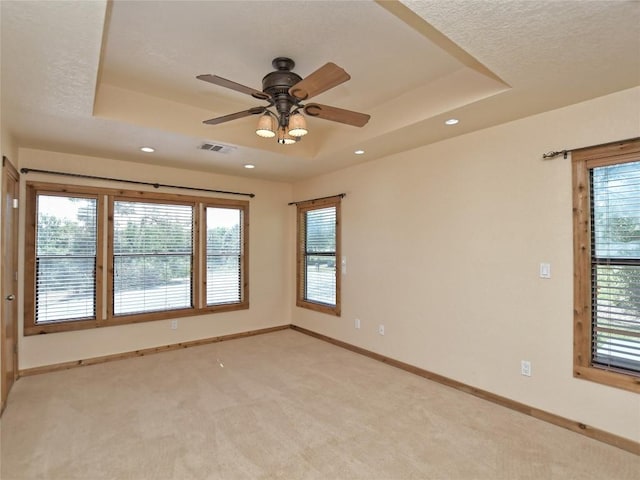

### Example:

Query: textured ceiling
xmin=1 ymin=0 xmax=639 ymax=182
xmin=403 ymin=0 xmax=640 ymax=89
xmin=1 ymin=0 xmax=104 ymax=116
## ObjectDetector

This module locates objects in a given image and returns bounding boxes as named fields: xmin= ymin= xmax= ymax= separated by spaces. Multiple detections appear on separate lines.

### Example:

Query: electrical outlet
xmin=521 ymin=360 xmax=531 ymax=377
xmin=378 ymin=324 xmax=385 ymax=335
xmin=355 ymin=318 xmax=361 ymax=329
xmin=170 ymin=319 xmax=178 ymax=330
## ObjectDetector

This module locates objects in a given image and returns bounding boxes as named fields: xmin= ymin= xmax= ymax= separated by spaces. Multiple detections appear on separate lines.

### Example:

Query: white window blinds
xmin=304 ymin=206 xmax=336 ymax=305
xmin=113 ymin=201 xmax=193 ymax=315
xmin=206 ymin=207 xmax=243 ymax=305
xmin=35 ymin=195 xmax=97 ymax=324
xmin=591 ymin=160 xmax=640 ymax=373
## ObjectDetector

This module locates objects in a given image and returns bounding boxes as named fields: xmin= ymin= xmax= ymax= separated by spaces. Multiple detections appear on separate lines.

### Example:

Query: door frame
xmin=1 ymin=155 xmax=19 ymax=414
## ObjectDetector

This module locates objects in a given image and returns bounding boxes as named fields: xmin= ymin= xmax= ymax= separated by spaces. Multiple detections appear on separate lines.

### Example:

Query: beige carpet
xmin=1 ymin=329 xmax=638 ymax=479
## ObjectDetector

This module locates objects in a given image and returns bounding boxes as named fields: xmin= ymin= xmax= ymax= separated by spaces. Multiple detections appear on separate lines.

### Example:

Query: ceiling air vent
xmin=198 ymin=142 xmax=236 ymax=154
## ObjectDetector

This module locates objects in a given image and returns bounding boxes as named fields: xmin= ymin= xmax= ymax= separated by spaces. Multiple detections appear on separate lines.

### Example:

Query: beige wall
xmin=291 ymin=87 xmax=640 ymax=442
xmin=1 ymin=129 xmax=18 ymax=166
xmin=17 ymin=149 xmax=292 ymax=369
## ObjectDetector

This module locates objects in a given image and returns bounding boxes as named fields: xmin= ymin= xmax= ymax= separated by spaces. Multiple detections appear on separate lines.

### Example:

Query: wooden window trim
xmin=296 ymin=195 xmax=341 ymax=316
xmin=572 ymin=138 xmax=640 ymax=393
xmin=24 ymin=185 xmax=105 ymax=335
xmin=106 ymin=195 xmax=200 ymax=324
xmin=24 ymin=182 xmax=249 ymax=335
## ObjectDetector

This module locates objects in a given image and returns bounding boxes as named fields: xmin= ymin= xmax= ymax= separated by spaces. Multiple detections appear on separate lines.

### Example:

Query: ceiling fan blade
xmin=197 ymin=74 xmax=270 ymax=100
xmin=289 ymin=63 xmax=350 ymax=100
xmin=203 ymin=106 xmax=266 ymax=125
xmin=303 ymin=103 xmax=370 ymax=127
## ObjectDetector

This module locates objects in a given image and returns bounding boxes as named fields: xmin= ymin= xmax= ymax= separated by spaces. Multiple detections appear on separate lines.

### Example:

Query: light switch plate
xmin=539 ymin=263 xmax=551 ymax=279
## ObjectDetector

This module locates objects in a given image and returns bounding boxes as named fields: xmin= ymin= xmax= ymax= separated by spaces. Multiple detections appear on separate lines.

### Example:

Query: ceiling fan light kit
xmin=255 ymin=112 xmax=276 ymax=138
xmin=287 ymin=111 xmax=308 ymax=137
xmin=198 ymin=57 xmax=370 ymax=145
xmin=277 ymin=128 xmax=297 ymax=145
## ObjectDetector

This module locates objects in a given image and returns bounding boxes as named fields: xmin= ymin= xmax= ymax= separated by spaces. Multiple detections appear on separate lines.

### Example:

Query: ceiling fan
xmin=197 ymin=57 xmax=370 ymax=144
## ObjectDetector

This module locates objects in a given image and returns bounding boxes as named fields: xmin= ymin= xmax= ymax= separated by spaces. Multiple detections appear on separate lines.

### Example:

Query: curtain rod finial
xmin=542 ymin=150 xmax=568 ymax=160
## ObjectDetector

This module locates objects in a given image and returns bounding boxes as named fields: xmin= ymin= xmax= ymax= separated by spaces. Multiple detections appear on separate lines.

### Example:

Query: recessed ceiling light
xmin=354 ymin=149 xmax=365 ymax=155
xmin=445 ymin=118 xmax=459 ymax=125
xmin=140 ymin=146 xmax=155 ymax=153
xmin=244 ymin=164 xmax=255 ymax=169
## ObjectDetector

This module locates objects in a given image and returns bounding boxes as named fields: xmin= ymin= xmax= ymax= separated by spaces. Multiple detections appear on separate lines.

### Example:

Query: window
xmin=572 ymin=138 xmax=640 ymax=393
xmin=112 ymin=200 xmax=194 ymax=316
xmin=34 ymin=194 xmax=99 ymax=324
xmin=296 ymin=196 xmax=341 ymax=316
xmin=205 ymin=206 xmax=247 ymax=306
xmin=24 ymin=183 xmax=249 ymax=335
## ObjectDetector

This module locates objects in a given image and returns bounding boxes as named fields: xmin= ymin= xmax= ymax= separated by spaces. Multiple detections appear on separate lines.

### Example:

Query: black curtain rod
xmin=20 ymin=168 xmax=255 ymax=198
xmin=542 ymin=137 xmax=639 ymax=160
xmin=288 ymin=193 xmax=346 ymax=206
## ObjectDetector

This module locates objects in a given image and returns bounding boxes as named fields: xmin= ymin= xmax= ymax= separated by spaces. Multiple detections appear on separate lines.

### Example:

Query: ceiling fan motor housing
xmin=262 ymin=57 xmax=302 ymax=126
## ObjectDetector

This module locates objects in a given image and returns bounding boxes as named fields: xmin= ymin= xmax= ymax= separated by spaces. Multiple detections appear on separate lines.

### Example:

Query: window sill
xmin=296 ymin=300 xmax=340 ymax=317
xmin=24 ymin=302 xmax=249 ymax=336
xmin=574 ymin=365 xmax=640 ymax=394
